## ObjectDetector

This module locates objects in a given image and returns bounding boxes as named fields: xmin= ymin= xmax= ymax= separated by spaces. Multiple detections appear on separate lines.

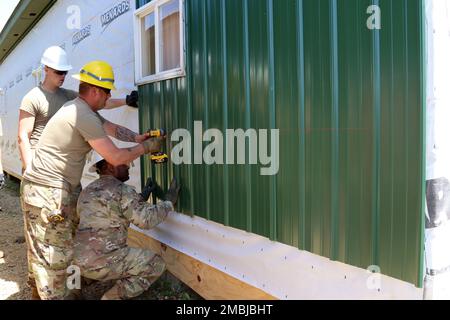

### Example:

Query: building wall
xmin=0 ymin=0 xmax=142 ymax=189
xmin=137 ymin=0 xmax=425 ymax=287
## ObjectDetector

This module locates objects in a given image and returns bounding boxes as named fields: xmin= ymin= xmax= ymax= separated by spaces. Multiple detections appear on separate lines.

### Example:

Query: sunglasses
xmin=98 ymin=87 xmax=111 ymax=95
xmin=90 ymin=84 xmax=111 ymax=95
xmin=54 ymin=70 xmax=68 ymax=76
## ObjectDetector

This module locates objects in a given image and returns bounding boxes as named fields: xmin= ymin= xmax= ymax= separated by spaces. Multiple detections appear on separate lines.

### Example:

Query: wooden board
xmin=127 ymin=228 xmax=276 ymax=300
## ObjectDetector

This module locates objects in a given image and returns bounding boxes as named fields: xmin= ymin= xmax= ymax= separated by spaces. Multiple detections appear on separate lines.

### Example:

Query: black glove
xmin=0 ymin=174 xmax=5 ymax=190
xmin=126 ymin=90 xmax=139 ymax=108
xmin=140 ymin=177 xmax=165 ymax=202
xmin=140 ymin=177 xmax=155 ymax=202
xmin=164 ymin=178 xmax=180 ymax=206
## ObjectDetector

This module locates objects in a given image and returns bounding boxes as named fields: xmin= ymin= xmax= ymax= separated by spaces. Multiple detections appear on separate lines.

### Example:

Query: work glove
xmin=140 ymin=177 xmax=156 ymax=202
xmin=126 ymin=91 xmax=139 ymax=108
xmin=140 ymin=177 xmax=165 ymax=202
xmin=164 ymin=178 xmax=180 ymax=206
xmin=142 ymin=137 xmax=165 ymax=154
xmin=0 ymin=174 xmax=5 ymax=190
xmin=153 ymin=180 xmax=166 ymax=200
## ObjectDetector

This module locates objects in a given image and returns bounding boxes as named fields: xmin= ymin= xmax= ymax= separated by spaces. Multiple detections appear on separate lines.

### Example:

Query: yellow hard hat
xmin=72 ymin=60 xmax=116 ymax=90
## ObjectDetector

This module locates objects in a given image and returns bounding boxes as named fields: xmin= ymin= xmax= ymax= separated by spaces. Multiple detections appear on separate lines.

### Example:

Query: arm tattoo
xmin=115 ymin=126 xmax=138 ymax=142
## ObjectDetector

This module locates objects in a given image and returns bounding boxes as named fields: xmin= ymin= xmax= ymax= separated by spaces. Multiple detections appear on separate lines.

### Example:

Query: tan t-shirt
xmin=23 ymin=97 xmax=107 ymax=191
xmin=20 ymin=85 xmax=78 ymax=148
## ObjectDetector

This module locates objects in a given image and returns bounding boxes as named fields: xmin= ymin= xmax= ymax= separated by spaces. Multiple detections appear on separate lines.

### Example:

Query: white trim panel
xmin=132 ymin=213 xmax=423 ymax=300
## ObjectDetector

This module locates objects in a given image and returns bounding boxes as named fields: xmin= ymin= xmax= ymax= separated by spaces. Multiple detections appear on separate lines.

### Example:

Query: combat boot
xmin=82 ymin=278 xmax=115 ymax=300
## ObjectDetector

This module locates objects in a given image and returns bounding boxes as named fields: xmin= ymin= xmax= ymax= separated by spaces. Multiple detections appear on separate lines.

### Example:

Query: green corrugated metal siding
xmin=137 ymin=0 xmax=425 ymax=287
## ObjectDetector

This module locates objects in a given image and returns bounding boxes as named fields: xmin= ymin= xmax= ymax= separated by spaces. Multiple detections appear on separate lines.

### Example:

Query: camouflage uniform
xmin=74 ymin=175 xmax=173 ymax=299
xmin=19 ymin=193 xmax=37 ymax=290
xmin=20 ymin=150 xmax=41 ymax=291
xmin=20 ymin=179 xmax=81 ymax=300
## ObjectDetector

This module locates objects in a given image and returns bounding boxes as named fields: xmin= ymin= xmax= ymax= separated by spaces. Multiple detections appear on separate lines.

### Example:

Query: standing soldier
xmin=74 ymin=155 xmax=180 ymax=300
xmin=17 ymin=46 xmax=139 ymax=299
xmin=18 ymin=46 xmax=139 ymax=172
xmin=21 ymin=60 xmax=163 ymax=300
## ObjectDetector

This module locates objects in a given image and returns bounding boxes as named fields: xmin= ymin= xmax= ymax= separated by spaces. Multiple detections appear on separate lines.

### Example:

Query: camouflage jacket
xmin=73 ymin=175 xmax=173 ymax=270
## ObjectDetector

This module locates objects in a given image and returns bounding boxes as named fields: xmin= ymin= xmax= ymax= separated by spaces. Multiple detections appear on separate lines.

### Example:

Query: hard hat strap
xmin=80 ymin=69 xmax=114 ymax=83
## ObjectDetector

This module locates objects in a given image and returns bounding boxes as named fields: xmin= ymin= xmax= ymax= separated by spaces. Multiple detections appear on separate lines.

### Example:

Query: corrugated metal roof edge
xmin=0 ymin=0 xmax=57 ymax=64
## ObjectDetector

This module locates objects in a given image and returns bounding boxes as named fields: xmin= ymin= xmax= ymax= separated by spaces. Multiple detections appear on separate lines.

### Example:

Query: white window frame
xmin=134 ymin=0 xmax=185 ymax=85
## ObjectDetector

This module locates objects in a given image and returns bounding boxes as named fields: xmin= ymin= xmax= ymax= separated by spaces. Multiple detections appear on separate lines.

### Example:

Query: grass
xmin=134 ymin=272 xmax=202 ymax=300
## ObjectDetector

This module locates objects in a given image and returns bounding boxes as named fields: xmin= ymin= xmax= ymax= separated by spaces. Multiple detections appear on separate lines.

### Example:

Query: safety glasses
xmin=54 ymin=70 xmax=68 ymax=76
xmin=100 ymin=87 xmax=111 ymax=95
xmin=93 ymin=85 xmax=111 ymax=95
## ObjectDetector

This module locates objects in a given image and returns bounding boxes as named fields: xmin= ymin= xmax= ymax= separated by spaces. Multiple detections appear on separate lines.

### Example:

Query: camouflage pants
xmin=20 ymin=204 xmax=36 ymax=289
xmin=81 ymin=248 xmax=166 ymax=299
xmin=20 ymin=180 xmax=80 ymax=300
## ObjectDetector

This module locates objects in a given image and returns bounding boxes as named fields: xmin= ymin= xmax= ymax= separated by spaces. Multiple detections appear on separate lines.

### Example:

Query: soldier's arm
xmin=89 ymin=136 xmax=145 ymax=166
xmin=120 ymin=184 xmax=173 ymax=230
xmin=89 ymin=135 xmax=162 ymax=167
xmin=17 ymin=110 xmax=35 ymax=171
xmin=104 ymin=91 xmax=138 ymax=110
xmin=104 ymin=98 xmax=126 ymax=110
xmin=67 ymin=88 xmax=128 ymax=110
xmin=103 ymin=120 xmax=150 ymax=143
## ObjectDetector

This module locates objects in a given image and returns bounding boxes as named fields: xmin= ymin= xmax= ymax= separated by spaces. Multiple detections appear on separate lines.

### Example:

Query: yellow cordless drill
xmin=147 ymin=129 xmax=169 ymax=164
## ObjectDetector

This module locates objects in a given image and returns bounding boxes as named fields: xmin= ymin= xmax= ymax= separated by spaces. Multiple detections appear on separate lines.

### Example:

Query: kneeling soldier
xmin=74 ymin=154 xmax=179 ymax=299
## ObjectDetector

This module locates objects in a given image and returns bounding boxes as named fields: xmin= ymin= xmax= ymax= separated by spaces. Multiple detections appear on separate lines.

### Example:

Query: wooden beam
xmin=127 ymin=228 xmax=277 ymax=300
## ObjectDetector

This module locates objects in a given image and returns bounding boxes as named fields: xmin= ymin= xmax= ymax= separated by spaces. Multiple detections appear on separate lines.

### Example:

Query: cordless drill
xmin=147 ymin=129 xmax=168 ymax=164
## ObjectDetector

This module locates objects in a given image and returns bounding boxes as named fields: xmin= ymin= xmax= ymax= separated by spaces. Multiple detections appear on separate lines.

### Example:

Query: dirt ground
xmin=0 ymin=176 xmax=201 ymax=300
xmin=0 ymin=177 xmax=31 ymax=300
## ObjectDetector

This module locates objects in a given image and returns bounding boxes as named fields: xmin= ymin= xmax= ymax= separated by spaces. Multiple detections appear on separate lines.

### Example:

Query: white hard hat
xmin=41 ymin=46 xmax=72 ymax=71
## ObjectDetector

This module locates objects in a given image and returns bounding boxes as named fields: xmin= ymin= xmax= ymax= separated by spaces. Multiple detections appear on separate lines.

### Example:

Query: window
xmin=134 ymin=0 xmax=185 ymax=84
